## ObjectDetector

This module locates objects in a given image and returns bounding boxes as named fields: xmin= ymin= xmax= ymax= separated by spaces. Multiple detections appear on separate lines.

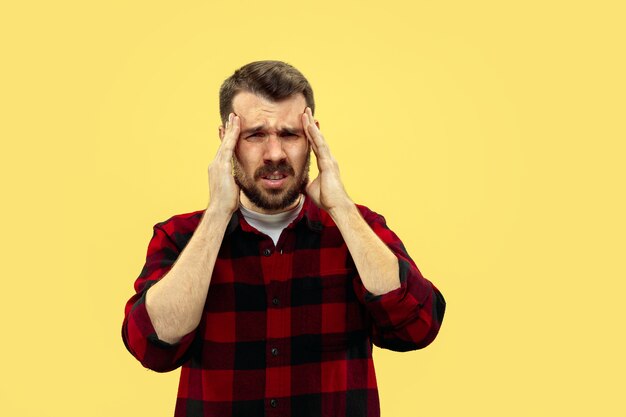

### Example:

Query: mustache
xmin=254 ymin=162 xmax=295 ymax=179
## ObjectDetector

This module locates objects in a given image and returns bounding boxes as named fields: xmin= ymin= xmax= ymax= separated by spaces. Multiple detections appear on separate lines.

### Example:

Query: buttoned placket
xmin=262 ymin=230 xmax=293 ymax=416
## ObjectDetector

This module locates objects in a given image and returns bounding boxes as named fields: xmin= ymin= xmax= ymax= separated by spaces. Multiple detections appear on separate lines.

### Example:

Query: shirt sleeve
xmin=351 ymin=207 xmax=446 ymax=351
xmin=121 ymin=224 xmax=197 ymax=372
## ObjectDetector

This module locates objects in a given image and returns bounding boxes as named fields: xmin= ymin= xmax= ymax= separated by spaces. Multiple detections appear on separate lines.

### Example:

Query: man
xmin=122 ymin=60 xmax=445 ymax=417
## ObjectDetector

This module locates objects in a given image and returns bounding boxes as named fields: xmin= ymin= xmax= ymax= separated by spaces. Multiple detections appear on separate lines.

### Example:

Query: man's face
xmin=225 ymin=91 xmax=311 ymax=214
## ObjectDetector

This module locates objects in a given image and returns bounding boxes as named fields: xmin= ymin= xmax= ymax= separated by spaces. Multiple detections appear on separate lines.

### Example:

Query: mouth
xmin=262 ymin=172 xmax=287 ymax=180
xmin=260 ymin=171 xmax=289 ymax=188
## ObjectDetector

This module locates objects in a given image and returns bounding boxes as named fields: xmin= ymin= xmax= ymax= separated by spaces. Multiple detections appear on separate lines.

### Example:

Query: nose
xmin=263 ymin=134 xmax=287 ymax=163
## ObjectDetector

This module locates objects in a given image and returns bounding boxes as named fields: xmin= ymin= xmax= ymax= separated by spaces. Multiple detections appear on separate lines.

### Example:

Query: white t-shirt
xmin=238 ymin=196 xmax=305 ymax=246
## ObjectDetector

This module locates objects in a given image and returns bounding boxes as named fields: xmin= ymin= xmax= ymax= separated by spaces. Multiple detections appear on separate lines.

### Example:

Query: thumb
xmin=306 ymin=178 xmax=321 ymax=207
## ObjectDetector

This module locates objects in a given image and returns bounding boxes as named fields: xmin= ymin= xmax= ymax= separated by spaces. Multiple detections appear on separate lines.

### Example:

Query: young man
xmin=122 ymin=60 xmax=445 ymax=417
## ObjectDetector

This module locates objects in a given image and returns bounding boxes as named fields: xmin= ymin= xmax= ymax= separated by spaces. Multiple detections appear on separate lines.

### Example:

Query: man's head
xmin=219 ymin=60 xmax=315 ymax=125
xmin=218 ymin=61 xmax=317 ymax=214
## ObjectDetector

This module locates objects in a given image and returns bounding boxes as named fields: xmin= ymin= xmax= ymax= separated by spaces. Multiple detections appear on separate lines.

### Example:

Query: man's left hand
xmin=302 ymin=107 xmax=353 ymax=214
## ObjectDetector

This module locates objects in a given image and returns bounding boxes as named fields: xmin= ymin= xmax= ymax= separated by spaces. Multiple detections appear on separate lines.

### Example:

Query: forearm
xmin=332 ymin=204 xmax=446 ymax=350
xmin=329 ymin=203 xmax=401 ymax=296
xmin=145 ymin=205 xmax=231 ymax=344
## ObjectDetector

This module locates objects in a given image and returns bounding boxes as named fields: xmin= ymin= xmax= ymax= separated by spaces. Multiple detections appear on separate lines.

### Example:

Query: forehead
xmin=232 ymin=91 xmax=306 ymax=128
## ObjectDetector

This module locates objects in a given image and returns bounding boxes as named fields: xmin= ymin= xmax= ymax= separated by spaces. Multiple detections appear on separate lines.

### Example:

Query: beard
xmin=233 ymin=152 xmax=310 ymax=212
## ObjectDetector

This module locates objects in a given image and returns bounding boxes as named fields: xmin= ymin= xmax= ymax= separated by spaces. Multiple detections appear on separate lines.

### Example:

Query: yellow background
xmin=1 ymin=1 xmax=624 ymax=416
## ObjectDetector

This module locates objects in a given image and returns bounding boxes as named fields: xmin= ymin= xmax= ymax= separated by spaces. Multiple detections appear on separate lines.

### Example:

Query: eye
xmin=246 ymin=132 xmax=266 ymax=140
xmin=279 ymin=132 xmax=298 ymax=139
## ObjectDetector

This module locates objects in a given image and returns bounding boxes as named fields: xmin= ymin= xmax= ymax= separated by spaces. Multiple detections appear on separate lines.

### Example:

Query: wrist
xmin=207 ymin=196 xmax=239 ymax=217
xmin=327 ymin=199 xmax=358 ymax=222
xmin=203 ymin=202 xmax=236 ymax=227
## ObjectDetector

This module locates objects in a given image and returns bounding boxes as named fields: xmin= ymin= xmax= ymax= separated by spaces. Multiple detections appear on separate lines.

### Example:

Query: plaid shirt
xmin=122 ymin=197 xmax=445 ymax=417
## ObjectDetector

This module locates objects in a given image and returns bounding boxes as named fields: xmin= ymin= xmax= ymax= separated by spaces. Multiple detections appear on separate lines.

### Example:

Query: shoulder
xmin=305 ymin=199 xmax=387 ymax=228
xmin=153 ymin=209 xmax=205 ymax=239
xmin=354 ymin=203 xmax=388 ymax=226
xmin=355 ymin=203 xmax=383 ymax=218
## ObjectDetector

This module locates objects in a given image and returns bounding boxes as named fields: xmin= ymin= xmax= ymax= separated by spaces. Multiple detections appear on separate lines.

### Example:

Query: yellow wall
xmin=1 ymin=1 xmax=624 ymax=416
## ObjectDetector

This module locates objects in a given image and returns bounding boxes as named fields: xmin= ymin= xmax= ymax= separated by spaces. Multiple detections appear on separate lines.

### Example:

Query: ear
xmin=218 ymin=125 xmax=225 ymax=141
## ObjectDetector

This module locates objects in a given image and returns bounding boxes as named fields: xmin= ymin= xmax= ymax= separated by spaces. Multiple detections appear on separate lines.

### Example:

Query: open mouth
xmin=260 ymin=171 xmax=289 ymax=188
xmin=255 ymin=162 xmax=295 ymax=189
xmin=262 ymin=172 xmax=287 ymax=180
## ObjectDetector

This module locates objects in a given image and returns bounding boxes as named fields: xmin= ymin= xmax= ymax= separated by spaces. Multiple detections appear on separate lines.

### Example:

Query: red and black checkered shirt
xmin=122 ymin=196 xmax=445 ymax=417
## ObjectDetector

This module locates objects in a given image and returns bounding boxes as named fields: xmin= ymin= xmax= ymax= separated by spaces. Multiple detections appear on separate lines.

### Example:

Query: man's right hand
xmin=145 ymin=113 xmax=241 ymax=345
xmin=208 ymin=112 xmax=241 ymax=214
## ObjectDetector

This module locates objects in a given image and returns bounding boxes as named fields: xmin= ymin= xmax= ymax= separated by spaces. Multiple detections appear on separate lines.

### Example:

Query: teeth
xmin=267 ymin=175 xmax=283 ymax=180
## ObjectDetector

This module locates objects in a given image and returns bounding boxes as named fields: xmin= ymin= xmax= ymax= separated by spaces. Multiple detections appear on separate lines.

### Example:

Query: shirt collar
xmin=225 ymin=194 xmax=324 ymax=235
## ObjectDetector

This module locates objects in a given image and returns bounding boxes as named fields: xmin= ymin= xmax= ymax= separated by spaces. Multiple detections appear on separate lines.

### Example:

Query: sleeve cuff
xmin=358 ymin=258 xmax=432 ymax=331
xmin=130 ymin=290 xmax=196 ymax=350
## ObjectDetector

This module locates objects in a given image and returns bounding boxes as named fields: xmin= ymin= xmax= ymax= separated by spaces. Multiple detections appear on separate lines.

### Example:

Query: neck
xmin=239 ymin=192 xmax=303 ymax=215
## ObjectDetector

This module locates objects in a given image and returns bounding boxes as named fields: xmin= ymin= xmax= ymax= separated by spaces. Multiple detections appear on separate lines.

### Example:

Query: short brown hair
xmin=219 ymin=60 xmax=315 ymax=124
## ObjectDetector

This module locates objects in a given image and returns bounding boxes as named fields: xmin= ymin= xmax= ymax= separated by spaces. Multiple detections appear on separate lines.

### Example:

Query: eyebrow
xmin=240 ymin=125 xmax=265 ymax=136
xmin=240 ymin=125 xmax=304 ymax=136
xmin=279 ymin=127 xmax=303 ymax=136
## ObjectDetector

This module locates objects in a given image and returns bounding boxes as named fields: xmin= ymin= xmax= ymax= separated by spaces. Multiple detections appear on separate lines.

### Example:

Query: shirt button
xmin=272 ymin=297 xmax=280 ymax=306
xmin=263 ymin=248 xmax=272 ymax=256
xmin=270 ymin=399 xmax=278 ymax=408
xmin=271 ymin=347 xmax=279 ymax=356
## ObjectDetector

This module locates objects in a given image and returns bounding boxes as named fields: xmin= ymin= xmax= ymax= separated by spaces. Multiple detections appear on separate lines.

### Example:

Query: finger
xmin=302 ymin=111 xmax=320 ymax=156
xmin=219 ymin=113 xmax=233 ymax=148
xmin=304 ymin=108 xmax=323 ymax=144
xmin=303 ymin=108 xmax=330 ymax=159
xmin=220 ymin=113 xmax=240 ymax=157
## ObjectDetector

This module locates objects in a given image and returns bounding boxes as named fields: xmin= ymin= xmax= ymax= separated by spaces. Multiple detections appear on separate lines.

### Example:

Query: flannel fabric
xmin=122 ymin=196 xmax=445 ymax=417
